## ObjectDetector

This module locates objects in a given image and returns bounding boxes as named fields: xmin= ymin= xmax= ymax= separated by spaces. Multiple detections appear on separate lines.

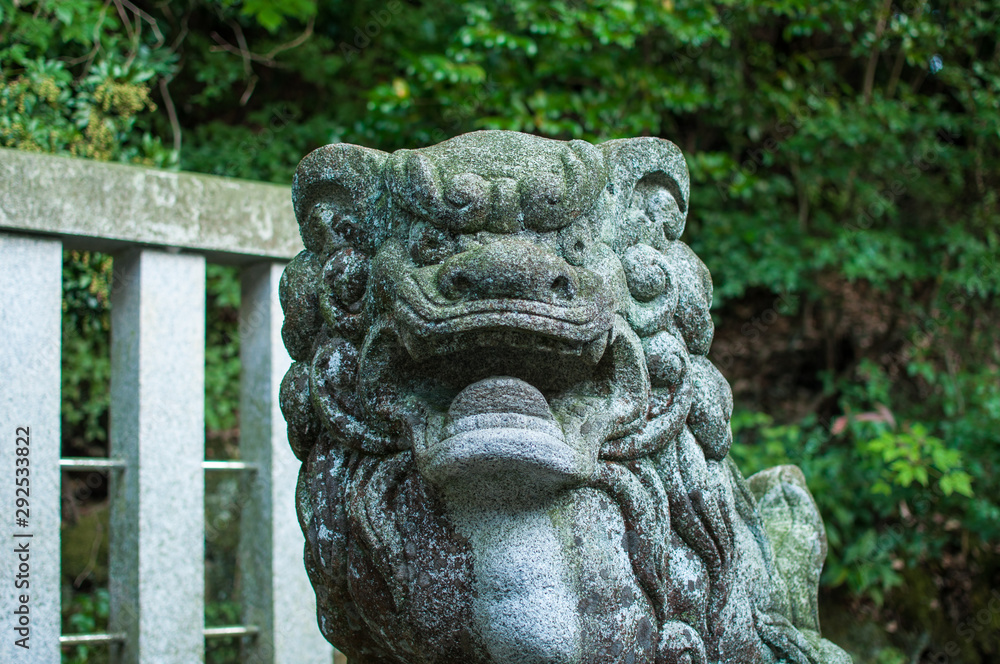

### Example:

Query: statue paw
xmin=657 ymin=621 xmax=707 ymax=664
xmin=748 ymin=464 xmax=826 ymax=633
xmin=801 ymin=628 xmax=855 ymax=664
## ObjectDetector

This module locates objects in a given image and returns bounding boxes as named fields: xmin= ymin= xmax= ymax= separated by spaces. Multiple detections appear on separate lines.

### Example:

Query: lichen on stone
xmin=281 ymin=130 xmax=852 ymax=664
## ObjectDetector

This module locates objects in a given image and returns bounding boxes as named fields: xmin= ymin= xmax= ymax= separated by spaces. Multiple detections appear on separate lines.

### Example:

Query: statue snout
xmin=436 ymin=238 xmax=578 ymax=304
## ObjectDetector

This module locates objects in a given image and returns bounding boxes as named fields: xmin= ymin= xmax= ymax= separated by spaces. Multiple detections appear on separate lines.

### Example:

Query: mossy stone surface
xmin=281 ymin=130 xmax=851 ymax=663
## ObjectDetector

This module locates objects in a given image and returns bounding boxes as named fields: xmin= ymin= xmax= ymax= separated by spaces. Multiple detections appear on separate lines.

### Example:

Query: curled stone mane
xmin=279 ymin=131 xmax=852 ymax=664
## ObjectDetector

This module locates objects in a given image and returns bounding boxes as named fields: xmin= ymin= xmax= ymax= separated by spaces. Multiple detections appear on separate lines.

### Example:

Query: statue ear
xmin=292 ymin=144 xmax=388 ymax=256
xmin=602 ymin=138 xmax=713 ymax=355
xmin=600 ymin=137 xmax=690 ymax=242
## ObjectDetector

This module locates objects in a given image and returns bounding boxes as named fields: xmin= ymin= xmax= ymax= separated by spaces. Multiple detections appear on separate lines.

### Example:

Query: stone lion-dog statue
xmin=279 ymin=130 xmax=852 ymax=664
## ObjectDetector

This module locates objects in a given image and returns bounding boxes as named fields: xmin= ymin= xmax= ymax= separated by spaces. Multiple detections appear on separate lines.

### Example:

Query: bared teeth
xmin=582 ymin=330 xmax=611 ymax=366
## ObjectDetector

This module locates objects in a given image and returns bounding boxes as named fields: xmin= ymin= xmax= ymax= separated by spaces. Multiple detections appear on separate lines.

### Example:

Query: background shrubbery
xmin=2 ymin=0 xmax=998 ymax=661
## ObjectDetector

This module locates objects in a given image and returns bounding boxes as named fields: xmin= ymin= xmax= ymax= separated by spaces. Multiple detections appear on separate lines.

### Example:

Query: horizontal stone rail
xmin=0 ymin=148 xmax=300 ymax=262
xmin=0 ymin=148 xmax=331 ymax=663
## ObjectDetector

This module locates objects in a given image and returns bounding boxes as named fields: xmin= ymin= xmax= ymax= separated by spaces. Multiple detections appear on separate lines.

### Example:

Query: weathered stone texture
xmin=0 ymin=147 xmax=299 ymax=261
xmin=0 ymin=234 xmax=62 ymax=663
xmin=279 ymin=130 xmax=852 ymax=663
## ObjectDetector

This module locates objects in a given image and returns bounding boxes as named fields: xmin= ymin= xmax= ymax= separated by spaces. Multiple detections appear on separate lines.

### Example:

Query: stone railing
xmin=0 ymin=148 xmax=332 ymax=663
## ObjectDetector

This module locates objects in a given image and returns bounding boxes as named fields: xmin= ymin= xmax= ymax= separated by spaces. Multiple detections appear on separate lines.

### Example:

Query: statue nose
xmin=437 ymin=239 xmax=578 ymax=303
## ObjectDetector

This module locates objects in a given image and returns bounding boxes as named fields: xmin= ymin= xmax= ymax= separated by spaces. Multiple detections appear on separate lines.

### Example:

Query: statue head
xmin=280 ymin=131 xmax=850 ymax=664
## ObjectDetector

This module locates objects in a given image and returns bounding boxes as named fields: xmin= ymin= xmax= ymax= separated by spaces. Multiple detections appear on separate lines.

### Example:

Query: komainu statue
xmin=279 ymin=130 xmax=852 ymax=663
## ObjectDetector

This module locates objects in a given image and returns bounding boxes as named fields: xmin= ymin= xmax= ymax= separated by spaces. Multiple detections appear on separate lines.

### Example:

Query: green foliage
xmin=61 ymin=251 xmax=112 ymax=451
xmin=0 ymin=1 xmax=176 ymax=165
xmin=873 ymin=648 xmax=908 ymax=664
xmin=62 ymin=587 xmax=110 ymax=664
xmin=864 ymin=424 xmax=972 ymax=497
xmin=60 ymin=587 xmax=241 ymax=664
xmin=234 ymin=0 xmax=316 ymax=32
xmin=205 ymin=265 xmax=242 ymax=439
xmin=60 ymin=254 xmax=242 ymax=450
xmin=205 ymin=599 xmax=242 ymax=664
xmin=731 ymin=342 xmax=999 ymax=619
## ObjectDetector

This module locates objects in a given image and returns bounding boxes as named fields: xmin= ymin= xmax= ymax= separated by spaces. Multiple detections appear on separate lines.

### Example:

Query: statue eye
xmin=323 ymin=247 xmax=369 ymax=314
xmin=622 ymin=244 xmax=669 ymax=303
xmin=521 ymin=175 xmax=570 ymax=231
xmin=628 ymin=176 xmax=687 ymax=245
xmin=409 ymin=221 xmax=458 ymax=266
xmin=559 ymin=224 xmax=590 ymax=267
xmin=643 ymin=188 xmax=685 ymax=241
xmin=445 ymin=173 xmax=489 ymax=209
xmin=305 ymin=201 xmax=369 ymax=255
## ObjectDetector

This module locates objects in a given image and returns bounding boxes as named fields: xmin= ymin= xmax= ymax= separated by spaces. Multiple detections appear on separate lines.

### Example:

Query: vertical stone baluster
xmin=0 ymin=233 xmax=62 ymax=663
xmin=109 ymin=249 xmax=205 ymax=664
xmin=239 ymin=261 xmax=331 ymax=664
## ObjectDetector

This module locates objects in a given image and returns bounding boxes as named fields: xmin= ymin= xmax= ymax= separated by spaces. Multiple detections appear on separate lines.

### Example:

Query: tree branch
xmin=209 ymin=19 xmax=311 ymax=70
xmin=159 ymin=77 xmax=182 ymax=154
xmin=863 ymin=0 xmax=893 ymax=104
xmin=887 ymin=0 xmax=926 ymax=99
xmin=119 ymin=0 xmax=165 ymax=49
xmin=264 ymin=17 xmax=314 ymax=60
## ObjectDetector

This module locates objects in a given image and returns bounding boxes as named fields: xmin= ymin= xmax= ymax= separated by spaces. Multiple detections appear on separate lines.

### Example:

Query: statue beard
xmin=297 ymin=426 xmax=770 ymax=664
xmin=300 ymin=439 xmax=483 ymax=662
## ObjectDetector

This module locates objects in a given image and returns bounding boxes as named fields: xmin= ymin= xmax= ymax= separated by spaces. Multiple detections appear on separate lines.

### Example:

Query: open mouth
xmin=357 ymin=296 xmax=650 ymax=496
